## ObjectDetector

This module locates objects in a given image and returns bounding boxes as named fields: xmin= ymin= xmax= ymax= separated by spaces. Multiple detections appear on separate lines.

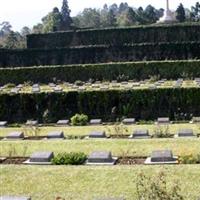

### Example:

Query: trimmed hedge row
xmin=0 ymin=60 xmax=200 ymax=84
xmin=27 ymin=24 xmax=200 ymax=49
xmin=0 ymin=88 xmax=199 ymax=123
xmin=1 ymin=42 xmax=200 ymax=67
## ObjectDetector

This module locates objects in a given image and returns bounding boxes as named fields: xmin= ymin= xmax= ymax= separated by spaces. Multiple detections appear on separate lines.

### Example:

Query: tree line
xmin=1 ymin=0 xmax=200 ymax=49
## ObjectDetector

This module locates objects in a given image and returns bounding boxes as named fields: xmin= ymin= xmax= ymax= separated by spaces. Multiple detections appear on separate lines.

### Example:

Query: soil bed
xmin=117 ymin=157 xmax=147 ymax=165
xmin=1 ymin=157 xmax=28 ymax=164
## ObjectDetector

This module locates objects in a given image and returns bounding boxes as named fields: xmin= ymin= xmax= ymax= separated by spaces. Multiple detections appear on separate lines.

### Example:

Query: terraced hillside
xmin=0 ymin=24 xmax=200 ymax=200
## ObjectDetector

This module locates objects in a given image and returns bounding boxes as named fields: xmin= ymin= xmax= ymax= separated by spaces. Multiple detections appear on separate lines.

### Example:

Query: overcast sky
xmin=0 ymin=0 xmax=198 ymax=31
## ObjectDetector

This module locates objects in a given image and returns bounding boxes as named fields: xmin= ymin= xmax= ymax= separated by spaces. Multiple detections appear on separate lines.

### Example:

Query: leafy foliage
xmin=71 ymin=113 xmax=88 ymax=126
xmin=52 ymin=152 xmax=87 ymax=165
xmin=136 ymin=171 xmax=184 ymax=200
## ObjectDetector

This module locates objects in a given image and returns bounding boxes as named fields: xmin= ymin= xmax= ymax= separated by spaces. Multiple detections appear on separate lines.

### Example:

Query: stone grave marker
xmin=26 ymin=120 xmax=38 ymax=126
xmin=157 ymin=117 xmax=170 ymax=125
xmin=90 ymin=119 xmax=102 ymax=125
xmin=177 ymin=129 xmax=194 ymax=137
xmin=122 ymin=118 xmax=135 ymax=125
xmin=145 ymin=150 xmax=178 ymax=164
xmin=89 ymin=131 xmax=107 ymax=138
xmin=6 ymin=131 xmax=24 ymax=140
xmin=87 ymin=151 xmax=117 ymax=165
xmin=0 ymin=121 xmax=8 ymax=127
xmin=24 ymin=151 xmax=54 ymax=165
xmin=57 ymin=119 xmax=69 ymax=125
xmin=130 ymin=129 xmax=150 ymax=139
xmin=47 ymin=131 xmax=64 ymax=139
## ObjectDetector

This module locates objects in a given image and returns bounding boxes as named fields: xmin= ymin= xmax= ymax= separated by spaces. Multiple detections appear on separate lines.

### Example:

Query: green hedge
xmin=1 ymin=42 xmax=200 ymax=67
xmin=0 ymin=88 xmax=199 ymax=123
xmin=0 ymin=60 xmax=200 ymax=84
xmin=27 ymin=24 xmax=200 ymax=49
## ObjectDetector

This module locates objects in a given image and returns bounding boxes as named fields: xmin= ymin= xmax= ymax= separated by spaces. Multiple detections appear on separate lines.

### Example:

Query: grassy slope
xmin=1 ymin=165 xmax=200 ymax=200
xmin=0 ymin=123 xmax=199 ymax=137
xmin=1 ymin=138 xmax=200 ymax=157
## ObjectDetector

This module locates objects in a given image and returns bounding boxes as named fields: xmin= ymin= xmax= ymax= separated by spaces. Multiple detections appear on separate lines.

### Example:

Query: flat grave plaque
xmin=145 ymin=150 xmax=178 ymax=165
xmin=6 ymin=132 xmax=24 ymax=140
xmin=177 ymin=129 xmax=194 ymax=137
xmin=56 ymin=120 xmax=69 ymax=125
xmin=47 ymin=131 xmax=64 ymax=139
xmin=122 ymin=118 xmax=135 ymax=125
xmin=90 ymin=119 xmax=102 ymax=125
xmin=26 ymin=120 xmax=38 ymax=126
xmin=0 ymin=121 xmax=8 ymax=127
xmin=89 ymin=131 xmax=107 ymax=138
xmin=130 ymin=129 xmax=150 ymax=139
xmin=24 ymin=151 xmax=54 ymax=165
xmin=157 ymin=117 xmax=170 ymax=125
xmin=87 ymin=151 xmax=117 ymax=165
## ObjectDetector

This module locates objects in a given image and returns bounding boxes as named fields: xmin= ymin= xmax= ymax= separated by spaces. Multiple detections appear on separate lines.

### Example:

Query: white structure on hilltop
xmin=158 ymin=0 xmax=177 ymax=23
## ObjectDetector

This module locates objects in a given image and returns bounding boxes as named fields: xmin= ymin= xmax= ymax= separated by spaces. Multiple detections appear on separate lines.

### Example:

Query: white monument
xmin=158 ymin=0 xmax=177 ymax=23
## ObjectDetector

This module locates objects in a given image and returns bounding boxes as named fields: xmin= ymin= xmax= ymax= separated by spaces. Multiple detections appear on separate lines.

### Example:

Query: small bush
xmin=75 ymin=80 xmax=84 ymax=86
xmin=136 ymin=171 xmax=184 ymax=200
xmin=153 ymin=125 xmax=171 ymax=138
xmin=179 ymin=154 xmax=200 ymax=164
xmin=71 ymin=113 xmax=88 ymax=126
xmin=52 ymin=152 xmax=87 ymax=165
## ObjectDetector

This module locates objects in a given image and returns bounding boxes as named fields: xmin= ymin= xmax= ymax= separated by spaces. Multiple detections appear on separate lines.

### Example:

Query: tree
xmin=21 ymin=26 xmax=31 ymax=37
xmin=144 ymin=5 xmax=160 ymax=23
xmin=4 ymin=31 xmax=20 ymax=49
xmin=190 ymin=2 xmax=200 ymax=21
xmin=32 ymin=23 xmax=43 ymax=34
xmin=117 ymin=7 xmax=137 ymax=26
xmin=176 ymin=3 xmax=186 ymax=22
xmin=42 ymin=7 xmax=62 ymax=32
xmin=100 ymin=5 xmax=117 ymax=27
xmin=60 ymin=0 xmax=73 ymax=30
xmin=0 ymin=21 xmax=12 ymax=38
xmin=75 ymin=8 xmax=101 ymax=28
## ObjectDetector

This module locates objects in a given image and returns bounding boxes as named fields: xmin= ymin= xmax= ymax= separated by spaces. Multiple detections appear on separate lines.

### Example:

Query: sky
xmin=0 ymin=0 xmax=198 ymax=31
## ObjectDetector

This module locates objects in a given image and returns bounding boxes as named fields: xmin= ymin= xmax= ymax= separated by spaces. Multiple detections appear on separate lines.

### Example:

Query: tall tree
xmin=42 ymin=7 xmax=62 ymax=32
xmin=117 ymin=7 xmax=137 ymax=26
xmin=60 ymin=0 xmax=73 ymax=30
xmin=0 ymin=21 xmax=12 ymax=38
xmin=190 ymin=2 xmax=200 ymax=21
xmin=176 ymin=3 xmax=186 ymax=22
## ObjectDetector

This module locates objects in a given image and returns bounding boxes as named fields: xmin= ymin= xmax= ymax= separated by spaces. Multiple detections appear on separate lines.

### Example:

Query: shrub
xmin=136 ymin=171 xmax=184 ymax=200
xmin=52 ymin=152 xmax=87 ymax=165
xmin=179 ymin=154 xmax=200 ymax=164
xmin=71 ymin=113 xmax=88 ymax=126
xmin=153 ymin=125 xmax=172 ymax=138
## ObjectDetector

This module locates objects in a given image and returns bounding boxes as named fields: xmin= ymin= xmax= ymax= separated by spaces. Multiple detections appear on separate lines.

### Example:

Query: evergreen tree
xmin=61 ymin=0 xmax=73 ymax=30
xmin=176 ymin=3 xmax=186 ymax=22
xmin=42 ymin=7 xmax=62 ymax=32
xmin=190 ymin=2 xmax=200 ymax=21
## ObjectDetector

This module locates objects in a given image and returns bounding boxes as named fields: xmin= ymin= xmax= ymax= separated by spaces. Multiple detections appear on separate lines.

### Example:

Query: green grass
xmin=0 ymin=123 xmax=199 ymax=137
xmin=1 ymin=138 xmax=200 ymax=157
xmin=1 ymin=165 xmax=200 ymax=200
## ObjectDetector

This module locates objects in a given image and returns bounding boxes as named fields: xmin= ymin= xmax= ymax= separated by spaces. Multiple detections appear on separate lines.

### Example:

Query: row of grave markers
xmin=0 ymin=149 xmax=178 ymax=166
xmin=1 ymin=78 xmax=200 ymax=94
xmin=1 ymin=128 xmax=199 ymax=140
xmin=1 ymin=117 xmax=200 ymax=128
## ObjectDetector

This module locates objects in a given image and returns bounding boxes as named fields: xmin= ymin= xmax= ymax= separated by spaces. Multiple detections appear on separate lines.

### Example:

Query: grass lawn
xmin=0 ymin=123 xmax=199 ymax=137
xmin=1 ymin=165 xmax=200 ymax=200
xmin=0 ymin=138 xmax=200 ymax=157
